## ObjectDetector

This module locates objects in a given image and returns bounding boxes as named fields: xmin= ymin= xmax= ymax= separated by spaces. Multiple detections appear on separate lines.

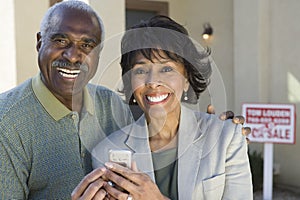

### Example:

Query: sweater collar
xmin=32 ymin=73 xmax=94 ymax=121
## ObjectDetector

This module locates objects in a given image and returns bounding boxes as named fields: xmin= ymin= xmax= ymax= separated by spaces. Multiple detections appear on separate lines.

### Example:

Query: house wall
xmin=269 ymin=0 xmax=300 ymax=188
xmin=0 ymin=0 xmax=17 ymax=92
xmin=14 ymin=0 xmax=48 ymax=85
xmin=234 ymin=0 xmax=300 ymax=188
xmin=2 ymin=0 xmax=300 ymax=189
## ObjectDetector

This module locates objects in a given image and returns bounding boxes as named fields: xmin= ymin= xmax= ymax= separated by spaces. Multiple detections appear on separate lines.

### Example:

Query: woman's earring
xmin=133 ymin=98 xmax=137 ymax=103
xmin=183 ymin=91 xmax=188 ymax=101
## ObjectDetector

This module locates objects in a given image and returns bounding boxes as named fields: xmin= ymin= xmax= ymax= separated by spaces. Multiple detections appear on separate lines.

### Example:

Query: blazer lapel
xmin=177 ymin=106 xmax=207 ymax=199
xmin=124 ymin=106 xmax=210 ymax=196
xmin=125 ymin=115 xmax=156 ymax=181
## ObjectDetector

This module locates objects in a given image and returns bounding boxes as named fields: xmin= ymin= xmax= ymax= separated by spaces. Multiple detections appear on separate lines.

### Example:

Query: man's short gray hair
xmin=40 ymin=0 xmax=105 ymax=44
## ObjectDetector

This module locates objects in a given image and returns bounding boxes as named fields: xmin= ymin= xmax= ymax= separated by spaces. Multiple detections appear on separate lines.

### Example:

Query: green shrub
xmin=248 ymin=150 xmax=263 ymax=191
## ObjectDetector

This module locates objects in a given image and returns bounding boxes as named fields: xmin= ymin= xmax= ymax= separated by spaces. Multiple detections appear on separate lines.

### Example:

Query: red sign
xmin=242 ymin=103 xmax=296 ymax=144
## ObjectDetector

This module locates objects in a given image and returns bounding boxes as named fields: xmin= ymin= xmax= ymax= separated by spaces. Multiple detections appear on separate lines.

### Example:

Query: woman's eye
xmin=161 ymin=66 xmax=173 ymax=72
xmin=133 ymin=68 xmax=147 ymax=75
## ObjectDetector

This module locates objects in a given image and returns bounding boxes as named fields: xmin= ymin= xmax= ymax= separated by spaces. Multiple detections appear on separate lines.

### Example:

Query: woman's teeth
xmin=57 ymin=67 xmax=81 ymax=78
xmin=146 ymin=94 xmax=169 ymax=102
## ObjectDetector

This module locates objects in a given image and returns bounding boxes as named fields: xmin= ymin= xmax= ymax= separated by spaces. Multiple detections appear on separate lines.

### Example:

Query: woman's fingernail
xmin=105 ymin=162 xmax=113 ymax=169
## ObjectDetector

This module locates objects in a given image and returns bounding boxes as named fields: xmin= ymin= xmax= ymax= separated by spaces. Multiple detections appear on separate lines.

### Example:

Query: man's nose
xmin=62 ymin=44 xmax=83 ymax=63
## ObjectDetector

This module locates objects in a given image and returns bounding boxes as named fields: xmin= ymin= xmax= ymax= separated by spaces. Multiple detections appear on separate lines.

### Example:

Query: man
xmin=0 ymin=1 xmax=132 ymax=199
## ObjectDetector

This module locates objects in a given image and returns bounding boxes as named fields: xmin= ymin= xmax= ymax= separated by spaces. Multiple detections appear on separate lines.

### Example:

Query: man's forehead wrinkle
xmin=45 ymin=13 xmax=100 ymax=44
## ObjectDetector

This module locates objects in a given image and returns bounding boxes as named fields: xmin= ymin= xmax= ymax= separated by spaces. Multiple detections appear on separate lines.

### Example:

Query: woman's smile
xmin=145 ymin=93 xmax=170 ymax=104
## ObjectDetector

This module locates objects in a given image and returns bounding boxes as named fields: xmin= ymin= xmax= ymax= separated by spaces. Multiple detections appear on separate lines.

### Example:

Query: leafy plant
xmin=248 ymin=150 xmax=263 ymax=191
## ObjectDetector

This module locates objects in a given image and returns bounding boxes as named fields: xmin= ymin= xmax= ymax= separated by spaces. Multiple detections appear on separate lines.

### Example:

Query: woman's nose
xmin=145 ymin=71 xmax=162 ymax=88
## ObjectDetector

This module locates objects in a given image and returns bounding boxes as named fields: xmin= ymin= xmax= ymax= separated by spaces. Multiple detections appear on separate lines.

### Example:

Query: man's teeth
xmin=146 ymin=94 xmax=169 ymax=102
xmin=57 ymin=67 xmax=81 ymax=78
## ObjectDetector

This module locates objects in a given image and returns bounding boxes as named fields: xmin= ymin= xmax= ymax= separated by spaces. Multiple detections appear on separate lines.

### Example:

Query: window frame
xmin=126 ymin=0 xmax=168 ymax=16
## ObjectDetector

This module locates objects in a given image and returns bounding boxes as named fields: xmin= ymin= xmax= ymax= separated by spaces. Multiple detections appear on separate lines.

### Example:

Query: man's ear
xmin=36 ymin=32 xmax=42 ymax=52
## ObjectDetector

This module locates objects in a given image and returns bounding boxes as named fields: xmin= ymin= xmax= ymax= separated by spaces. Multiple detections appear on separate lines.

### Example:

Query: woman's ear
xmin=36 ymin=32 xmax=42 ymax=52
xmin=184 ymin=78 xmax=190 ymax=92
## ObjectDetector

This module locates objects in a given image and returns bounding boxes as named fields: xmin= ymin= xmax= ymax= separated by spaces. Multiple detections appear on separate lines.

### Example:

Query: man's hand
xmin=207 ymin=104 xmax=251 ymax=143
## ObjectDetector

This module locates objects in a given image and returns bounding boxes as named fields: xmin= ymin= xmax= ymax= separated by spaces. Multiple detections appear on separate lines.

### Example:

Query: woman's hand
xmin=103 ymin=162 xmax=169 ymax=200
xmin=71 ymin=167 xmax=108 ymax=200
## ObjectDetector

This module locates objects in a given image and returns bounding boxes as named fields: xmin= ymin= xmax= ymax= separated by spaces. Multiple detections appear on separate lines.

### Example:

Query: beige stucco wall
xmin=89 ymin=0 xmax=125 ymax=91
xmin=141 ymin=0 xmax=234 ymax=113
xmin=10 ymin=0 xmax=235 ymax=114
xmin=234 ymin=0 xmax=300 ymax=188
xmin=0 ymin=0 xmax=17 ymax=92
xmin=9 ymin=0 xmax=125 ymax=92
xmin=14 ymin=0 xmax=49 ymax=84
xmin=269 ymin=0 xmax=300 ymax=188
xmin=175 ymin=0 xmax=235 ymax=114
xmin=2 ymin=0 xmax=300 ymax=190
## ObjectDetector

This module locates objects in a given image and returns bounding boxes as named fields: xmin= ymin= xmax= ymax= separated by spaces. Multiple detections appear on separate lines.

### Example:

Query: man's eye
xmin=53 ymin=39 xmax=68 ymax=46
xmin=161 ymin=66 xmax=173 ymax=72
xmin=81 ymin=43 xmax=95 ymax=51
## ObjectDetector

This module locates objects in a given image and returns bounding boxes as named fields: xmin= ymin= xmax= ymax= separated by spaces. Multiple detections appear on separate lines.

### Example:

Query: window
xmin=126 ymin=0 xmax=168 ymax=29
xmin=50 ymin=0 xmax=62 ymax=6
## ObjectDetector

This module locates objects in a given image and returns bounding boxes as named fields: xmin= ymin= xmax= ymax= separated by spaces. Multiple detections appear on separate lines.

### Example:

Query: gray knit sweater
xmin=0 ymin=74 xmax=133 ymax=199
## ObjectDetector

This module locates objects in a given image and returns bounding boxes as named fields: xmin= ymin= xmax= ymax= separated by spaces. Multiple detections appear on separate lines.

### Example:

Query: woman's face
xmin=131 ymin=51 xmax=189 ymax=119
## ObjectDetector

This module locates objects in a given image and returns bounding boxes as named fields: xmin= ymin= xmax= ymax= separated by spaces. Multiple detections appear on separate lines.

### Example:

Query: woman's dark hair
xmin=120 ymin=15 xmax=212 ymax=104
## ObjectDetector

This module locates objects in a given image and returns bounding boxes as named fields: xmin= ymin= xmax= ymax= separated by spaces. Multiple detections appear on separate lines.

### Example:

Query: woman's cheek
xmin=131 ymin=79 xmax=145 ymax=91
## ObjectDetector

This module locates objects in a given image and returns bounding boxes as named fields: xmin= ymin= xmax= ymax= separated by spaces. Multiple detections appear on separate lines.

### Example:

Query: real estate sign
xmin=242 ymin=103 xmax=296 ymax=144
xmin=242 ymin=103 xmax=296 ymax=200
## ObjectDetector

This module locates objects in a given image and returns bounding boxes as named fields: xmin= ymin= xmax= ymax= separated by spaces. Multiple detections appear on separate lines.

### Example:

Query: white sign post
xmin=263 ymin=143 xmax=273 ymax=200
xmin=242 ymin=103 xmax=296 ymax=200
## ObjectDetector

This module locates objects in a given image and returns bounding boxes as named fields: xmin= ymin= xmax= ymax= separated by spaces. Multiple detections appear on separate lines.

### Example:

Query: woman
xmin=74 ymin=15 xmax=253 ymax=200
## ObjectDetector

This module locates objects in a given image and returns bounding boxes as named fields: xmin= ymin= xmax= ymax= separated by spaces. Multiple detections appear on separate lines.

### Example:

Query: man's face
xmin=37 ymin=7 xmax=102 ymax=100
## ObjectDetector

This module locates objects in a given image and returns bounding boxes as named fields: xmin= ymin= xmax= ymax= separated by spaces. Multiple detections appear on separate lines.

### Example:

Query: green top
xmin=0 ymin=74 xmax=133 ymax=199
xmin=152 ymin=148 xmax=178 ymax=200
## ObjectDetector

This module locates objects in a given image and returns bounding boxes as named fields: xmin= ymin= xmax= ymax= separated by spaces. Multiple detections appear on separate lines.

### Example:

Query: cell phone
xmin=108 ymin=149 xmax=132 ymax=168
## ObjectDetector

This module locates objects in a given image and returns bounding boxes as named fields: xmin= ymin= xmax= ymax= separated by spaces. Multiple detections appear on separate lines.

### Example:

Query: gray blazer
xmin=92 ymin=106 xmax=253 ymax=199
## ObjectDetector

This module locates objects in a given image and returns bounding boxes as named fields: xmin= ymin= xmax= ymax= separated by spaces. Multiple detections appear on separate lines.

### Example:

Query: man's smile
xmin=56 ymin=67 xmax=81 ymax=79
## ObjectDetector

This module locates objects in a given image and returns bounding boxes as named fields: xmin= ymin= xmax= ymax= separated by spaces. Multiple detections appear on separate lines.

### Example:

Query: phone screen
xmin=108 ymin=150 xmax=132 ymax=168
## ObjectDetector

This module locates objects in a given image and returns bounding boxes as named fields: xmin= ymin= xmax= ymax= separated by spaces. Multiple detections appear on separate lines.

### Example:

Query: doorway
xmin=126 ymin=0 xmax=169 ymax=29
